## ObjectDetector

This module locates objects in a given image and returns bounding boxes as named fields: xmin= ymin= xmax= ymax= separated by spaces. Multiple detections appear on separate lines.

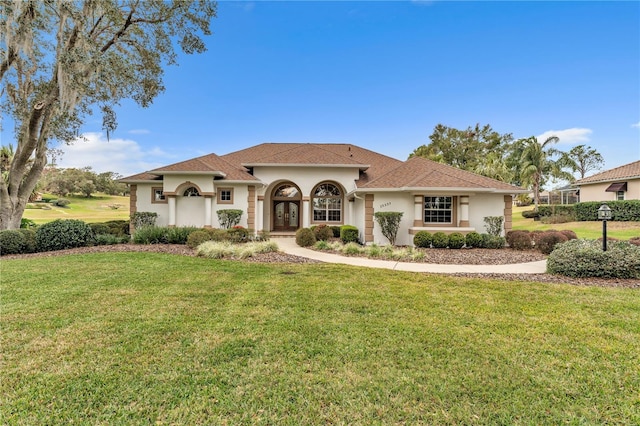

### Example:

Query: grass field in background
xmin=512 ymin=205 xmax=640 ymax=240
xmin=2 ymin=253 xmax=639 ymax=424
xmin=23 ymin=194 xmax=130 ymax=224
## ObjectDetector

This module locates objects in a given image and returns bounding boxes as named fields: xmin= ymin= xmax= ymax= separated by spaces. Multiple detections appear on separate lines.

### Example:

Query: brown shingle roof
xmin=118 ymin=172 xmax=162 ymax=182
xmin=149 ymin=153 xmax=258 ymax=181
xmin=359 ymin=156 xmax=524 ymax=192
xmin=575 ymin=160 xmax=640 ymax=184
xmin=222 ymin=143 xmax=402 ymax=185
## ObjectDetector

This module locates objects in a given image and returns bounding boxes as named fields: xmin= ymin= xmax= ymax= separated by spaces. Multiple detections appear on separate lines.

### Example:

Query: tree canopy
xmin=0 ymin=0 xmax=216 ymax=229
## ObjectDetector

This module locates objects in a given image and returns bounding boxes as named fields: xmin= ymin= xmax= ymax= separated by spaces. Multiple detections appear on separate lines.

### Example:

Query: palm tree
xmin=519 ymin=136 xmax=572 ymax=211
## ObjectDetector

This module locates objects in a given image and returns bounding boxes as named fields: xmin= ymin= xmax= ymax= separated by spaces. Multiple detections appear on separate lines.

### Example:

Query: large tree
xmin=410 ymin=123 xmax=514 ymax=175
xmin=519 ymin=136 xmax=572 ymax=211
xmin=0 ymin=0 xmax=216 ymax=229
xmin=560 ymin=144 xmax=605 ymax=180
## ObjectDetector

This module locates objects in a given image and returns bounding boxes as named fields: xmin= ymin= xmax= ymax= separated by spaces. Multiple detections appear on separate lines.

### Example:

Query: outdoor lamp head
xmin=597 ymin=204 xmax=612 ymax=220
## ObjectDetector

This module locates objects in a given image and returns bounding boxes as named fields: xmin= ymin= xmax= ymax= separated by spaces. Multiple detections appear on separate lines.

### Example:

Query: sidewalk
xmin=276 ymin=238 xmax=547 ymax=274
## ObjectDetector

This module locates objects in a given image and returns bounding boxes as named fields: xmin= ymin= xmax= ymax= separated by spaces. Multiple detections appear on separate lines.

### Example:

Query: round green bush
xmin=413 ymin=231 xmax=432 ymax=248
xmin=330 ymin=226 xmax=341 ymax=238
xmin=208 ymin=228 xmax=230 ymax=241
xmin=448 ymin=232 xmax=465 ymax=249
xmin=536 ymin=231 xmax=568 ymax=255
xmin=296 ymin=228 xmax=316 ymax=247
xmin=54 ymin=198 xmax=71 ymax=207
xmin=227 ymin=226 xmax=249 ymax=243
xmin=90 ymin=223 xmax=112 ymax=235
xmin=1 ymin=230 xmax=26 ymax=255
xmin=506 ymin=230 xmax=533 ymax=250
xmin=431 ymin=232 xmax=449 ymax=249
xmin=35 ymin=219 xmax=94 ymax=252
xmin=547 ymin=239 xmax=640 ymax=279
xmin=486 ymin=235 xmax=506 ymax=249
xmin=19 ymin=229 xmax=36 ymax=253
xmin=340 ymin=225 xmax=359 ymax=244
xmin=313 ymin=224 xmax=334 ymax=241
xmin=187 ymin=230 xmax=214 ymax=249
xmin=521 ymin=210 xmax=540 ymax=219
xmin=465 ymin=232 xmax=482 ymax=248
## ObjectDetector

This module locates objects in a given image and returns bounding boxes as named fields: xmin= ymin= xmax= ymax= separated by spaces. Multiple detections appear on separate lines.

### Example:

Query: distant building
xmin=574 ymin=160 xmax=640 ymax=202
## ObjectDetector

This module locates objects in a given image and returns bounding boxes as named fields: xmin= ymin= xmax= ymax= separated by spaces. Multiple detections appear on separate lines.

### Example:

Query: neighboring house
xmin=120 ymin=143 xmax=526 ymax=246
xmin=574 ymin=160 xmax=640 ymax=202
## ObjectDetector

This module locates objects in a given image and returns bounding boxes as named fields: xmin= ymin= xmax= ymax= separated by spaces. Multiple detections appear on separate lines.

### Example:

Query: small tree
xmin=374 ymin=211 xmax=403 ymax=246
xmin=217 ymin=209 xmax=243 ymax=229
xmin=483 ymin=216 xmax=504 ymax=236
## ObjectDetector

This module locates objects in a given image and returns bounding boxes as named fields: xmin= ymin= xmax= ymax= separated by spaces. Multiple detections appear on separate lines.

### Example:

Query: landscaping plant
xmin=374 ymin=211 xmax=403 ymax=246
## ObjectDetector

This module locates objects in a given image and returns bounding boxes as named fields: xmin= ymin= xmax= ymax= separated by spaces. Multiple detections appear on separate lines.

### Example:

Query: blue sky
xmin=3 ymin=1 xmax=640 ymax=181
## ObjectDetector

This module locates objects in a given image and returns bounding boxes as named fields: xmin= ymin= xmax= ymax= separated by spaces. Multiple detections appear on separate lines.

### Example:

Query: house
xmin=120 ymin=143 xmax=526 ymax=245
xmin=574 ymin=160 xmax=640 ymax=202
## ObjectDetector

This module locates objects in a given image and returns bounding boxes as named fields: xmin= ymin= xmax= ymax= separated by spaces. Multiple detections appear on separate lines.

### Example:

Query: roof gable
xmin=360 ymin=156 xmax=523 ymax=192
xmin=148 ymin=153 xmax=258 ymax=181
xmin=575 ymin=160 xmax=640 ymax=184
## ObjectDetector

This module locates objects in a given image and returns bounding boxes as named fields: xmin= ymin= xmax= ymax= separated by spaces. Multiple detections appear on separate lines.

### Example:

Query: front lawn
xmin=512 ymin=205 xmax=640 ymax=240
xmin=23 ymin=194 xmax=130 ymax=224
xmin=2 ymin=253 xmax=639 ymax=424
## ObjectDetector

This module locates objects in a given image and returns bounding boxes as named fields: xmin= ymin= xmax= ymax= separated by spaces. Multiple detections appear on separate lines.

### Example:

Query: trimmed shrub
xmin=448 ymin=232 xmax=465 ymax=249
xmin=227 ymin=226 xmax=249 ymax=243
xmin=484 ymin=235 xmax=506 ymax=249
xmin=35 ymin=219 xmax=94 ymax=252
xmin=340 ymin=225 xmax=359 ymax=244
xmin=547 ymin=239 xmax=640 ymax=279
xmin=94 ymin=234 xmax=128 ymax=245
xmin=208 ymin=228 xmax=230 ymax=242
xmin=187 ymin=230 xmax=214 ymax=249
xmin=1 ymin=230 xmax=27 ymax=255
xmin=506 ymin=230 xmax=533 ymax=250
xmin=559 ymin=230 xmax=578 ymax=240
xmin=537 ymin=205 xmax=576 ymax=220
xmin=413 ymin=231 xmax=432 ymax=248
xmin=53 ymin=198 xmax=71 ymax=207
xmin=90 ymin=223 xmax=112 ymax=235
xmin=431 ymin=232 xmax=449 ymax=249
xmin=465 ymin=232 xmax=482 ymax=248
xmin=165 ymin=226 xmax=198 ymax=244
xmin=133 ymin=226 xmax=196 ymax=244
xmin=132 ymin=212 xmax=158 ymax=229
xmin=575 ymin=200 xmax=640 ymax=222
xmin=19 ymin=229 xmax=37 ymax=253
xmin=295 ymin=228 xmax=316 ymax=247
xmin=330 ymin=226 xmax=341 ymax=238
xmin=536 ymin=231 xmax=569 ymax=255
xmin=521 ymin=210 xmax=540 ymax=219
xmin=104 ymin=220 xmax=130 ymax=236
xmin=313 ymin=224 xmax=334 ymax=241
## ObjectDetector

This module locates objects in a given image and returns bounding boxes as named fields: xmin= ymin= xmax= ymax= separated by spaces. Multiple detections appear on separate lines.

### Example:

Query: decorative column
xmin=302 ymin=196 xmax=310 ymax=228
xmin=168 ymin=195 xmax=176 ymax=227
xmin=348 ymin=197 xmax=354 ymax=225
xmin=459 ymin=196 xmax=470 ymax=227
xmin=204 ymin=195 xmax=213 ymax=228
xmin=503 ymin=195 xmax=512 ymax=234
xmin=247 ymin=186 xmax=256 ymax=231
xmin=257 ymin=195 xmax=264 ymax=232
xmin=414 ymin=195 xmax=423 ymax=227
xmin=364 ymin=194 xmax=374 ymax=243
xmin=128 ymin=184 xmax=137 ymax=234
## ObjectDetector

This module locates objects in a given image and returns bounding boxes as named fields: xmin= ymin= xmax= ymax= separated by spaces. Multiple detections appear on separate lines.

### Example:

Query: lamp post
xmin=597 ymin=203 xmax=612 ymax=251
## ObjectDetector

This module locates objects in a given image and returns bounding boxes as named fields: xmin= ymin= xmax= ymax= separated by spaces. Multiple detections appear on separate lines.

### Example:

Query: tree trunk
xmin=0 ymin=188 xmax=29 ymax=229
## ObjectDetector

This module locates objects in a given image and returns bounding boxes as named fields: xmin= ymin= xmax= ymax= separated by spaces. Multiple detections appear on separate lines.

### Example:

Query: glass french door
xmin=273 ymin=201 xmax=299 ymax=231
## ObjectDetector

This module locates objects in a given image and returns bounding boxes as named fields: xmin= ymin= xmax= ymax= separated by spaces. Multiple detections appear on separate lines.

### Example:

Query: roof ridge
xmin=576 ymin=159 xmax=640 ymax=183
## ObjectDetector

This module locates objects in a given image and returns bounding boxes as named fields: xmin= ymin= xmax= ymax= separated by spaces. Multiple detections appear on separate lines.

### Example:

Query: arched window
xmin=312 ymin=182 xmax=342 ymax=222
xmin=273 ymin=184 xmax=300 ymax=199
xmin=183 ymin=186 xmax=201 ymax=197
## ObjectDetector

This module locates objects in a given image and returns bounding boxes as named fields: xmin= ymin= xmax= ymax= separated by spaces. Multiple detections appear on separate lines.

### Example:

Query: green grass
xmin=512 ymin=205 xmax=640 ymax=240
xmin=23 ymin=194 xmax=129 ymax=224
xmin=2 ymin=253 xmax=639 ymax=424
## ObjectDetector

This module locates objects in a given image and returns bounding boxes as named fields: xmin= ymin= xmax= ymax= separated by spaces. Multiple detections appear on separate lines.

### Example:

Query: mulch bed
xmin=3 ymin=244 xmax=638 ymax=288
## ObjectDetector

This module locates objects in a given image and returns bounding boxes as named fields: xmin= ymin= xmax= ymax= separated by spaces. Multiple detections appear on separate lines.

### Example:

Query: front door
xmin=273 ymin=201 xmax=299 ymax=232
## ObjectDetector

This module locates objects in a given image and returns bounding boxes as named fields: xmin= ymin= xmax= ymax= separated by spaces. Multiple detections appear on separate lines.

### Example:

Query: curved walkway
xmin=276 ymin=238 xmax=547 ymax=274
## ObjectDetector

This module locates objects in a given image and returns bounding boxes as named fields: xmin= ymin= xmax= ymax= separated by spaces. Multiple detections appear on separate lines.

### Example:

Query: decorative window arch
xmin=183 ymin=186 xmax=201 ymax=197
xmin=272 ymin=182 xmax=301 ymax=200
xmin=312 ymin=182 xmax=342 ymax=223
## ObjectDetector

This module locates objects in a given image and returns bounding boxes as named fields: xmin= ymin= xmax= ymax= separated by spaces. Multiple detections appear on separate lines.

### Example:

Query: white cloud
xmin=537 ymin=128 xmax=592 ymax=144
xmin=632 ymin=121 xmax=640 ymax=128
xmin=52 ymin=132 xmax=174 ymax=177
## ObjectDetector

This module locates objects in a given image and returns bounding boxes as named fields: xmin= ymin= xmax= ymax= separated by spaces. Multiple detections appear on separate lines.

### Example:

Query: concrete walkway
xmin=276 ymin=238 xmax=547 ymax=274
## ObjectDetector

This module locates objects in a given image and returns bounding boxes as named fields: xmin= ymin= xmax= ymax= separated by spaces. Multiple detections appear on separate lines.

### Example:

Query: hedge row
xmin=524 ymin=200 xmax=640 ymax=222
xmin=413 ymin=231 xmax=505 ymax=249
xmin=547 ymin=239 xmax=640 ymax=279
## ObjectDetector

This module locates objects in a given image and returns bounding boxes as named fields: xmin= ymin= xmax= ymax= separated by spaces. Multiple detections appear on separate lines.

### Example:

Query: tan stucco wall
xmin=579 ymin=179 xmax=640 ymax=202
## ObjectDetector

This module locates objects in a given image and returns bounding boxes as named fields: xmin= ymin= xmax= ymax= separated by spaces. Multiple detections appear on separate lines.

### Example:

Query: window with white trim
xmin=312 ymin=183 xmax=342 ymax=222
xmin=152 ymin=187 xmax=167 ymax=204
xmin=424 ymin=196 xmax=453 ymax=224
xmin=616 ymin=190 xmax=625 ymax=201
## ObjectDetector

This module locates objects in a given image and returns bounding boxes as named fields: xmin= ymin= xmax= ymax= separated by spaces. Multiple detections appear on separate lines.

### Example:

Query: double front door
xmin=273 ymin=201 xmax=299 ymax=232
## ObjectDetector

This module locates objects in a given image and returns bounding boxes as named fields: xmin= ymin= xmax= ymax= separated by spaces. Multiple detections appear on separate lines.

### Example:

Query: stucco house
xmin=574 ymin=160 xmax=640 ymax=202
xmin=120 ymin=143 xmax=526 ymax=246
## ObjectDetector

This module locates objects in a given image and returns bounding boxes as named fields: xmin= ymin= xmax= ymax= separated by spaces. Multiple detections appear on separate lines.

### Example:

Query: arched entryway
xmin=271 ymin=182 xmax=301 ymax=232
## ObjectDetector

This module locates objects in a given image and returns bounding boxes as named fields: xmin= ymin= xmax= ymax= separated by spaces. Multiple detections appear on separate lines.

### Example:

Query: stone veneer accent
xmin=129 ymin=184 xmax=137 ymax=234
xmin=364 ymin=194 xmax=374 ymax=242
xmin=503 ymin=195 xmax=512 ymax=234
xmin=247 ymin=185 xmax=256 ymax=230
